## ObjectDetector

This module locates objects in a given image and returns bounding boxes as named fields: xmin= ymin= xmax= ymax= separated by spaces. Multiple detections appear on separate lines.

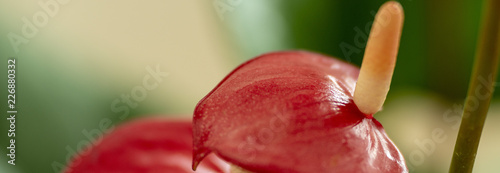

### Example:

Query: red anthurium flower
xmin=66 ymin=118 xmax=230 ymax=173
xmin=193 ymin=2 xmax=406 ymax=173
xmin=192 ymin=51 xmax=406 ymax=173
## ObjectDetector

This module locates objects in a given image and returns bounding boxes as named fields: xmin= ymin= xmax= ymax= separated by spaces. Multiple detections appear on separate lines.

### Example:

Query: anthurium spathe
xmin=192 ymin=51 xmax=406 ymax=173
xmin=66 ymin=118 xmax=229 ymax=173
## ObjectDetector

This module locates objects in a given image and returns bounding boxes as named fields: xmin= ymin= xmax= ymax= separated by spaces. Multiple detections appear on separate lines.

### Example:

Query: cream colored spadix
xmin=353 ymin=1 xmax=404 ymax=116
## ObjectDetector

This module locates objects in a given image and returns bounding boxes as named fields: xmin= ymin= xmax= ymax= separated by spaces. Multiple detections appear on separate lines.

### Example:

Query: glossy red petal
xmin=193 ymin=51 xmax=407 ymax=173
xmin=66 ymin=117 xmax=229 ymax=173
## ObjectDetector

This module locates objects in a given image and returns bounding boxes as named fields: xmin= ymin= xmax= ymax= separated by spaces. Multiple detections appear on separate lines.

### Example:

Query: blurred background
xmin=0 ymin=0 xmax=498 ymax=172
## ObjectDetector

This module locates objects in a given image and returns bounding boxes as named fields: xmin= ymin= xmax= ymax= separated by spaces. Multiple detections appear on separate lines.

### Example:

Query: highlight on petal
xmin=192 ymin=51 xmax=407 ymax=173
xmin=66 ymin=117 xmax=229 ymax=173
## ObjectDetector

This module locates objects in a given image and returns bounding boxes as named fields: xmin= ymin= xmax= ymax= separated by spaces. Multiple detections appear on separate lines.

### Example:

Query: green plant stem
xmin=449 ymin=0 xmax=500 ymax=172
